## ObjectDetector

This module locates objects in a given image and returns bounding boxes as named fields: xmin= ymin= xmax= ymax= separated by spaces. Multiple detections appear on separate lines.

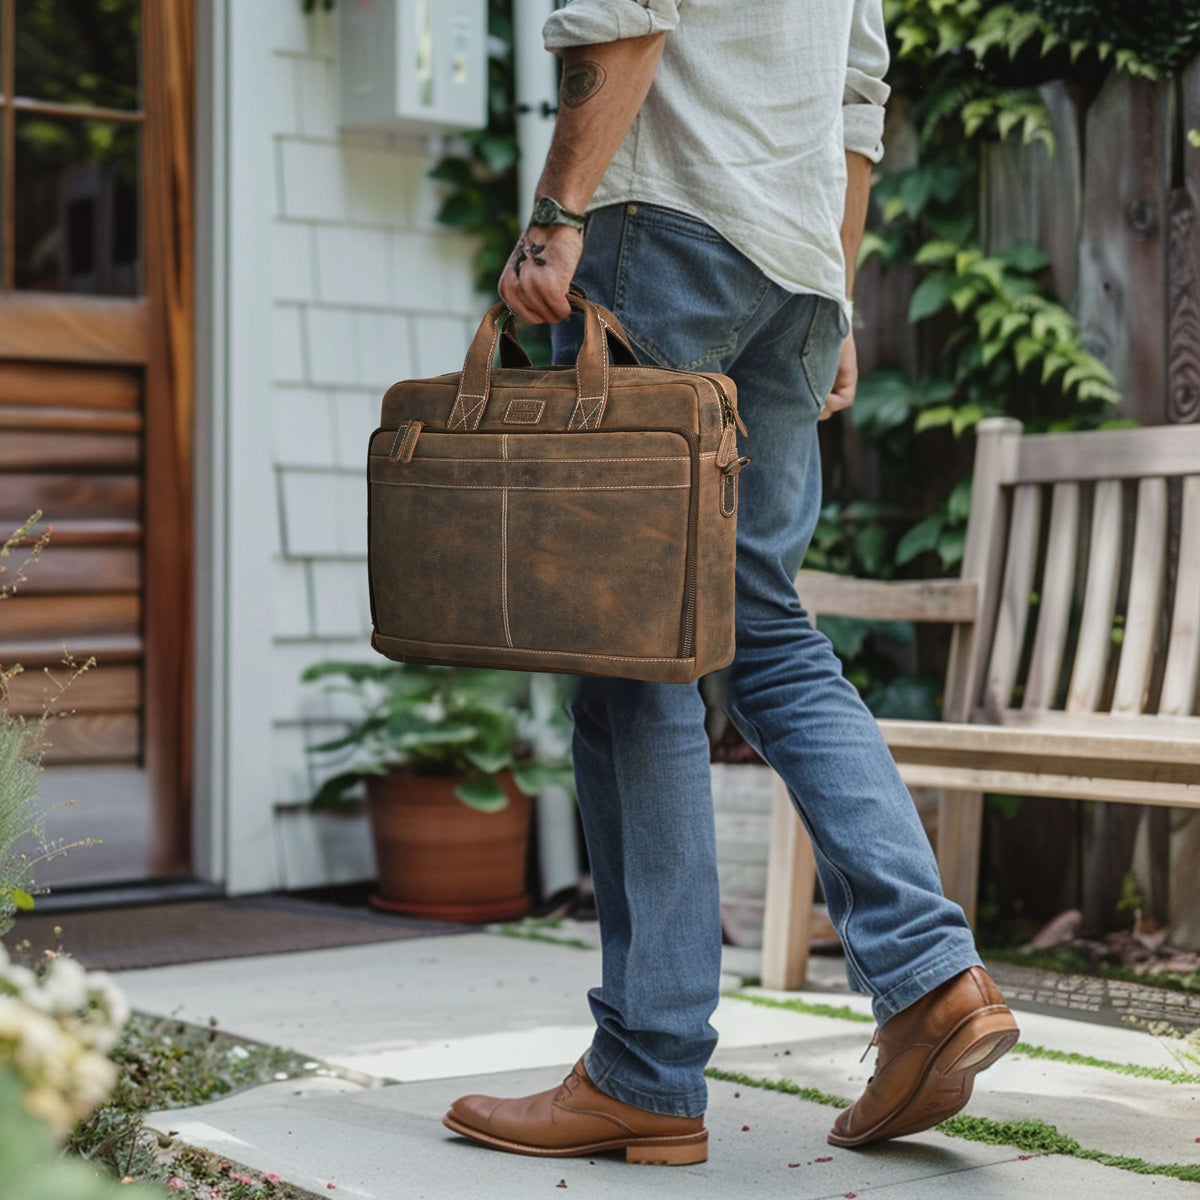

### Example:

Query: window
xmin=1 ymin=0 xmax=143 ymax=295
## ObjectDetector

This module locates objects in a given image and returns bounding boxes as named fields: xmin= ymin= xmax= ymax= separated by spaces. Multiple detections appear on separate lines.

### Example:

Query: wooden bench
xmin=761 ymin=417 xmax=1200 ymax=990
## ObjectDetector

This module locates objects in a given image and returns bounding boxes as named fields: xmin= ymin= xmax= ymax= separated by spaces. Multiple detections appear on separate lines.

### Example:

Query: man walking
xmin=444 ymin=0 xmax=1019 ymax=1163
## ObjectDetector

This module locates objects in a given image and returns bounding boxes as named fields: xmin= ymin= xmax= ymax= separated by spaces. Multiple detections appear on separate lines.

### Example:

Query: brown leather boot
xmin=443 ymin=1059 xmax=708 ymax=1165
xmin=829 ymin=966 xmax=1019 ymax=1148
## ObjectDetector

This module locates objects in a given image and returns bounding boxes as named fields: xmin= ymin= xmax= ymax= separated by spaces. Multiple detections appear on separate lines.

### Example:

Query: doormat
xmin=987 ymin=960 xmax=1200 ymax=1030
xmin=5 ymin=893 xmax=476 ymax=971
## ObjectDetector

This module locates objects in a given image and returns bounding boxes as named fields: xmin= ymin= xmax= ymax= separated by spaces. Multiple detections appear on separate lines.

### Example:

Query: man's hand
xmin=499 ymin=224 xmax=583 ymax=325
xmin=820 ymin=332 xmax=858 ymax=420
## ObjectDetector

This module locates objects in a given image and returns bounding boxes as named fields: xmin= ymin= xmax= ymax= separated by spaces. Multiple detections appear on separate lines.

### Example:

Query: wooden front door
xmin=0 ymin=0 xmax=193 ymax=888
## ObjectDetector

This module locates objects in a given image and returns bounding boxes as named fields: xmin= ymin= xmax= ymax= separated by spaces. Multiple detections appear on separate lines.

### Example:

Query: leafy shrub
xmin=1027 ymin=0 xmax=1200 ymax=72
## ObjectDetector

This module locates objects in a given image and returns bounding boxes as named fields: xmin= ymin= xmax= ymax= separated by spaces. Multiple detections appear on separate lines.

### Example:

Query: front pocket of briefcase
xmin=369 ymin=430 xmax=694 ymax=661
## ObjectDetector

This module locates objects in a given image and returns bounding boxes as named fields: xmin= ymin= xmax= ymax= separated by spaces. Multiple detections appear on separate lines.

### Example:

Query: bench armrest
xmin=795 ymin=570 xmax=979 ymax=624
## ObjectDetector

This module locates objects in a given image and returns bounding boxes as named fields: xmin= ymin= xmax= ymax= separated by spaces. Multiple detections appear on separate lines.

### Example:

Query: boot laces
xmin=858 ymin=1030 xmax=879 ymax=1065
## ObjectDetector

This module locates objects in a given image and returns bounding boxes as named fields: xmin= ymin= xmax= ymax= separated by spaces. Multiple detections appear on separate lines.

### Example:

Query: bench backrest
xmin=948 ymin=419 xmax=1200 ymax=738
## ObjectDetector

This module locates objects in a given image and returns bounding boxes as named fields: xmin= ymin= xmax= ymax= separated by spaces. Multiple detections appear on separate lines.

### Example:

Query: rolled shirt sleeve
xmin=543 ymin=0 xmax=682 ymax=52
xmin=843 ymin=0 xmax=890 ymax=163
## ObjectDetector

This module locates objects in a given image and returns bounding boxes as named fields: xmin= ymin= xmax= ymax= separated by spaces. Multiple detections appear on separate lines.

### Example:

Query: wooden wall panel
xmin=0 ymin=473 xmax=141 ymax=521
xmin=0 ymin=432 xmax=141 ymax=470
xmin=0 ymin=594 xmax=141 ymax=640
xmin=5 ymin=664 xmax=141 ymax=716
xmin=1168 ymin=58 xmax=1200 ymax=425
xmin=0 ymin=363 xmax=140 ymax=409
xmin=1076 ymin=74 xmax=1172 ymax=425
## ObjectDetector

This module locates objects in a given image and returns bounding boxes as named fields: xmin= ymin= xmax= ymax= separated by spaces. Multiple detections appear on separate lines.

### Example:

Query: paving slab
xmin=711 ymin=1035 xmax=1200 ymax=1171
xmin=145 ymin=1066 xmax=1029 ymax=1200
xmin=119 ymin=934 xmax=1200 ymax=1191
xmin=144 ymin=1067 xmax=1200 ymax=1200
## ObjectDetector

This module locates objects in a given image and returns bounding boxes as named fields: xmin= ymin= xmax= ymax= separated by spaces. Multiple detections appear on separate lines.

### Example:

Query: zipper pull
xmin=389 ymin=420 xmax=424 ymax=463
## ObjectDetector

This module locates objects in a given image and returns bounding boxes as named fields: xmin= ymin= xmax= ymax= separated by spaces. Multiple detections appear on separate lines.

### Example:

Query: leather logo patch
xmin=503 ymin=398 xmax=545 ymax=424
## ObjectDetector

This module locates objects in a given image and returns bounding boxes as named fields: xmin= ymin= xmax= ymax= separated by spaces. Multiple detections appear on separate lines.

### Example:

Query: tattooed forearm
xmin=511 ymin=235 xmax=547 ymax=280
xmin=561 ymin=60 xmax=606 ymax=108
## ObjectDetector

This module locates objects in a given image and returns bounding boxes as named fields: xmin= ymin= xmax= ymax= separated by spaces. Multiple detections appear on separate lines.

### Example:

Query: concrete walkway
xmin=112 ymin=932 xmax=1200 ymax=1199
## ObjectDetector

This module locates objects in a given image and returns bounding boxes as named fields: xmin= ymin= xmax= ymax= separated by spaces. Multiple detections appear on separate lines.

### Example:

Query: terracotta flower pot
xmin=364 ymin=771 xmax=533 ymax=922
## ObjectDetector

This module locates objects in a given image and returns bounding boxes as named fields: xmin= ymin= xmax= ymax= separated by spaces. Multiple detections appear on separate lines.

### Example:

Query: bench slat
xmin=796 ymin=572 xmax=979 ymax=623
xmin=1112 ymin=477 xmax=1169 ymax=714
xmin=1160 ymin=475 xmax=1200 ymax=716
xmin=1016 ymin=424 xmax=1200 ymax=484
xmin=1065 ymin=480 xmax=1123 ymax=712
xmin=879 ymin=718 xmax=1200 ymax=762
xmin=900 ymin=764 xmax=1199 ymax=808
xmin=977 ymin=705 xmax=1200 ymax=740
xmin=1024 ymin=482 xmax=1079 ymax=710
xmin=984 ymin=484 xmax=1041 ymax=713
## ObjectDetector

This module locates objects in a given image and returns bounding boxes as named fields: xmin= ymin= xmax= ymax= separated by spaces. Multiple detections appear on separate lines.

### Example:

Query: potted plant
xmin=300 ymin=661 xmax=574 ymax=922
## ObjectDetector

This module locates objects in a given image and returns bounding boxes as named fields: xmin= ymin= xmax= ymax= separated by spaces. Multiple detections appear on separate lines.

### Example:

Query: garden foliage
xmin=301 ymin=661 xmax=575 ymax=812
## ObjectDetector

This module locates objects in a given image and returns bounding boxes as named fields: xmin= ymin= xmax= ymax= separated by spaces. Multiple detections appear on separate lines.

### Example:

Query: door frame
xmin=0 ymin=0 xmax=194 ymax=880
xmin=192 ymin=0 xmax=279 ymax=893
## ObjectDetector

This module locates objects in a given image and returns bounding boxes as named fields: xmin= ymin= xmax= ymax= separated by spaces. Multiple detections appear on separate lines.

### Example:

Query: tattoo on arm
xmin=512 ymin=235 xmax=547 ymax=280
xmin=561 ymin=60 xmax=606 ymax=108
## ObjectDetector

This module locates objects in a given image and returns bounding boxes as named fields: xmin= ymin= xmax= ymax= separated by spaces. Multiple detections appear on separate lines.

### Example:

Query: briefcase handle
xmin=448 ymin=293 xmax=639 ymax=433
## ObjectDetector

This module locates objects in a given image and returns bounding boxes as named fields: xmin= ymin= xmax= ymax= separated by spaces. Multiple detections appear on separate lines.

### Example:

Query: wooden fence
xmin=849 ymin=55 xmax=1200 ymax=944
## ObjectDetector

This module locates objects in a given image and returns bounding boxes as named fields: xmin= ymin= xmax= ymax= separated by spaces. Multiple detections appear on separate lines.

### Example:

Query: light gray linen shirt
xmin=543 ymin=0 xmax=890 ymax=316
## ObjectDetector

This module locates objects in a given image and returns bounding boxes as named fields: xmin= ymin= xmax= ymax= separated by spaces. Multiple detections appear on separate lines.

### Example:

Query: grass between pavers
xmin=492 ymin=917 xmax=593 ymax=950
xmin=724 ymin=990 xmax=1200 ymax=1084
xmin=67 ymin=1010 xmax=353 ymax=1198
xmin=705 ymin=1069 xmax=1200 ymax=1184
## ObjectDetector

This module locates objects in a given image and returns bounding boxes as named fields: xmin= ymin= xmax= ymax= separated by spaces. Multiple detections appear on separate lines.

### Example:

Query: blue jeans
xmin=552 ymin=203 xmax=981 ymax=1119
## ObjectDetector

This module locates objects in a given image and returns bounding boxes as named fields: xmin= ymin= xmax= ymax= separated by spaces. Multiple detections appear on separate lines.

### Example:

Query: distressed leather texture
xmin=367 ymin=294 xmax=744 ymax=682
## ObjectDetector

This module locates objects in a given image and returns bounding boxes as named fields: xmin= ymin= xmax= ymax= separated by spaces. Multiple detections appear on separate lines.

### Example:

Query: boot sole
xmin=827 ymin=1006 xmax=1020 ymax=1148
xmin=442 ymin=1113 xmax=708 ymax=1165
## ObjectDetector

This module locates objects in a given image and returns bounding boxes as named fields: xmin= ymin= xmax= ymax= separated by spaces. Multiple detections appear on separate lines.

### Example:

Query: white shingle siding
xmin=261 ymin=7 xmax=483 ymax=830
xmin=271 ymin=386 xmax=335 ymax=467
xmin=273 ymin=558 xmax=313 ymax=640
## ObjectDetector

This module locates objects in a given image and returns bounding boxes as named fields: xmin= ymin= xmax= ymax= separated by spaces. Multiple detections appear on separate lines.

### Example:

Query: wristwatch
xmin=530 ymin=195 xmax=587 ymax=232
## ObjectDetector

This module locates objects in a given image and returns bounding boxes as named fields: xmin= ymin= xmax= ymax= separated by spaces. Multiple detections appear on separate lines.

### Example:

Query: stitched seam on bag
xmin=501 ymin=487 xmax=513 ymax=648
xmin=370 ymin=452 xmax=716 ymax=464
xmin=453 ymin=319 xmax=504 ymax=429
xmin=371 ymin=481 xmax=690 ymax=491
xmin=570 ymin=316 xmax=610 ymax=429
xmin=389 ymin=637 xmax=692 ymax=664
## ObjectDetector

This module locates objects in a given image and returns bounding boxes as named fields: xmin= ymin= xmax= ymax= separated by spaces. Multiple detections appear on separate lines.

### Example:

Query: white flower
xmin=1 ymin=963 xmax=38 ymax=1000
xmin=40 ymin=955 xmax=90 ymax=1016
xmin=69 ymin=1051 xmax=117 ymax=1111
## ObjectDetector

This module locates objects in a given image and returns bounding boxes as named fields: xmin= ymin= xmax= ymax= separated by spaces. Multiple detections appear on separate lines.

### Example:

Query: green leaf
xmin=909 ymin=273 xmax=955 ymax=322
xmin=914 ymin=239 xmax=960 ymax=266
xmin=454 ymin=776 xmax=509 ymax=812
xmin=914 ymin=404 xmax=956 ymax=433
xmin=476 ymin=135 xmax=519 ymax=173
xmin=938 ymin=523 xmax=967 ymax=568
xmin=818 ymin=615 xmax=871 ymax=661
xmin=1014 ymin=335 xmax=1042 ymax=374
xmin=464 ymin=748 xmax=515 ymax=775
xmin=951 ymin=404 xmax=984 ymax=437
xmin=967 ymin=257 xmax=1006 ymax=291
xmin=10 ymin=889 xmax=34 ymax=911
xmin=1001 ymin=243 xmax=1050 ymax=274
xmin=948 ymin=475 xmax=974 ymax=522
xmin=512 ymin=762 xmax=576 ymax=796
xmin=896 ymin=514 xmax=946 ymax=565
xmin=427 ymin=158 xmax=475 ymax=187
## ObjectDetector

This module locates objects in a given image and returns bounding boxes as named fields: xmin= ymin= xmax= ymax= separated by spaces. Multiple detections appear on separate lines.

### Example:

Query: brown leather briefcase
xmin=366 ymin=292 xmax=747 ymax=683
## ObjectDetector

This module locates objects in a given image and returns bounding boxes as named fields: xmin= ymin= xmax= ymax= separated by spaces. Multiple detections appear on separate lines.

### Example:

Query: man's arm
xmin=499 ymin=34 xmax=666 ymax=325
xmin=822 ymin=0 xmax=890 ymax=417
xmin=822 ymin=150 xmax=874 ymax=418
